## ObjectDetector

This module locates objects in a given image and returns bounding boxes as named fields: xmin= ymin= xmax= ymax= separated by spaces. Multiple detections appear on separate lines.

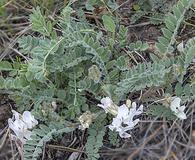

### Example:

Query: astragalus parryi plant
xmin=0 ymin=0 xmax=194 ymax=159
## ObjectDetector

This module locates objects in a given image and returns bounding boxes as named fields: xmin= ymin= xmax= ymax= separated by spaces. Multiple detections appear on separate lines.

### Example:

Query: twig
xmin=112 ymin=0 xmax=132 ymax=12
xmin=0 ymin=25 xmax=31 ymax=60
xmin=175 ymin=140 xmax=195 ymax=150
xmin=42 ymin=142 xmax=46 ymax=160
xmin=127 ymin=126 xmax=162 ymax=160
xmin=47 ymin=144 xmax=84 ymax=153
xmin=127 ymin=22 xmax=151 ymax=28
xmin=8 ymin=129 xmax=15 ymax=160
xmin=0 ymin=0 xmax=15 ymax=8
xmin=10 ymin=48 xmax=29 ymax=61
xmin=0 ymin=128 xmax=9 ymax=150
xmin=162 ymin=134 xmax=177 ymax=160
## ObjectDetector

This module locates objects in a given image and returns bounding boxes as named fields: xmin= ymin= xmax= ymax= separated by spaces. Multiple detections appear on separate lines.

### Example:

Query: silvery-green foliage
xmin=0 ymin=0 xmax=193 ymax=118
xmin=118 ymin=25 xmax=128 ymax=47
xmin=128 ymin=41 xmax=149 ymax=51
xmin=102 ymin=15 xmax=116 ymax=33
xmin=115 ymin=62 xmax=170 ymax=97
xmin=155 ymin=0 xmax=194 ymax=57
xmin=130 ymin=11 xmax=147 ymax=24
xmin=174 ymin=83 xmax=195 ymax=102
xmin=148 ymin=105 xmax=176 ymax=120
xmin=149 ymin=13 xmax=164 ymax=25
xmin=130 ymin=0 xmax=173 ymax=25
xmin=108 ymin=130 xmax=119 ymax=147
xmin=17 ymin=36 xmax=40 ymax=55
xmin=183 ymin=38 xmax=195 ymax=69
xmin=85 ymin=114 xmax=106 ymax=160
xmin=23 ymin=122 xmax=74 ymax=160
xmin=30 ymin=7 xmax=55 ymax=37
xmin=0 ymin=0 xmax=194 ymax=159
xmin=85 ymin=0 xmax=118 ymax=11
xmin=0 ymin=61 xmax=28 ymax=89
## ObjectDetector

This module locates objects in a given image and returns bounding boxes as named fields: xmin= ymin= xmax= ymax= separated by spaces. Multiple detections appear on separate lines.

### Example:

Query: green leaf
xmin=30 ymin=7 xmax=54 ymax=37
xmin=0 ymin=61 xmax=13 ymax=71
xmin=155 ymin=0 xmax=194 ymax=56
xmin=60 ymin=6 xmax=73 ymax=26
xmin=128 ymin=41 xmax=149 ymax=51
xmin=116 ymin=56 xmax=128 ymax=70
xmin=147 ymin=105 xmax=176 ymax=120
xmin=183 ymin=38 xmax=195 ymax=68
xmin=24 ymin=124 xmax=75 ymax=160
xmin=175 ymin=83 xmax=183 ymax=96
xmin=133 ymin=4 xmax=141 ymax=11
xmin=102 ymin=15 xmax=116 ymax=33
xmin=85 ymin=114 xmax=106 ymax=160
xmin=115 ymin=62 xmax=170 ymax=97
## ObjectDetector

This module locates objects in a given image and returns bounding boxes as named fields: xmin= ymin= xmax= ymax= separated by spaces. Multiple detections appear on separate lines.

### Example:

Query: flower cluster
xmin=8 ymin=110 xmax=38 ymax=143
xmin=95 ymin=96 xmax=187 ymax=138
xmin=98 ymin=97 xmax=143 ymax=138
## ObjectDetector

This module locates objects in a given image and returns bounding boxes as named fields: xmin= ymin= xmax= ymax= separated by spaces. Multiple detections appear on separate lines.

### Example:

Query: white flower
xmin=8 ymin=110 xmax=38 ymax=143
xmin=109 ymin=117 xmax=132 ymax=138
xmin=109 ymin=102 xmax=143 ymax=138
xmin=97 ymin=97 xmax=118 ymax=115
xmin=114 ymin=103 xmax=143 ymax=125
xmin=177 ymin=41 xmax=184 ymax=52
xmin=22 ymin=111 xmax=38 ymax=129
xmin=12 ymin=110 xmax=20 ymax=120
xmin=8 ymin=118 xmax=32 ymax=143
xmin=97 ymin=97 xmax=113 ymax=111
xmin=51 ymin=101 xmax=57 ymax=110
xmin=170 ymin=97 xmax=187 ymax=120
xmin=98 ymin=97 xmax=143 ymax=138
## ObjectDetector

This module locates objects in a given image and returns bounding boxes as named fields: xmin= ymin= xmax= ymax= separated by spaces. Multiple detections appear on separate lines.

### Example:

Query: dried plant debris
xmin=0 ymin=0 xmax=195 ymax=159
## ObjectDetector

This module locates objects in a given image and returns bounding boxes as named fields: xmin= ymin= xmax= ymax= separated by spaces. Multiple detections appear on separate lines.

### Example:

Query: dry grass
xmin=0 ymin=0 xmax=195 ymax=160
